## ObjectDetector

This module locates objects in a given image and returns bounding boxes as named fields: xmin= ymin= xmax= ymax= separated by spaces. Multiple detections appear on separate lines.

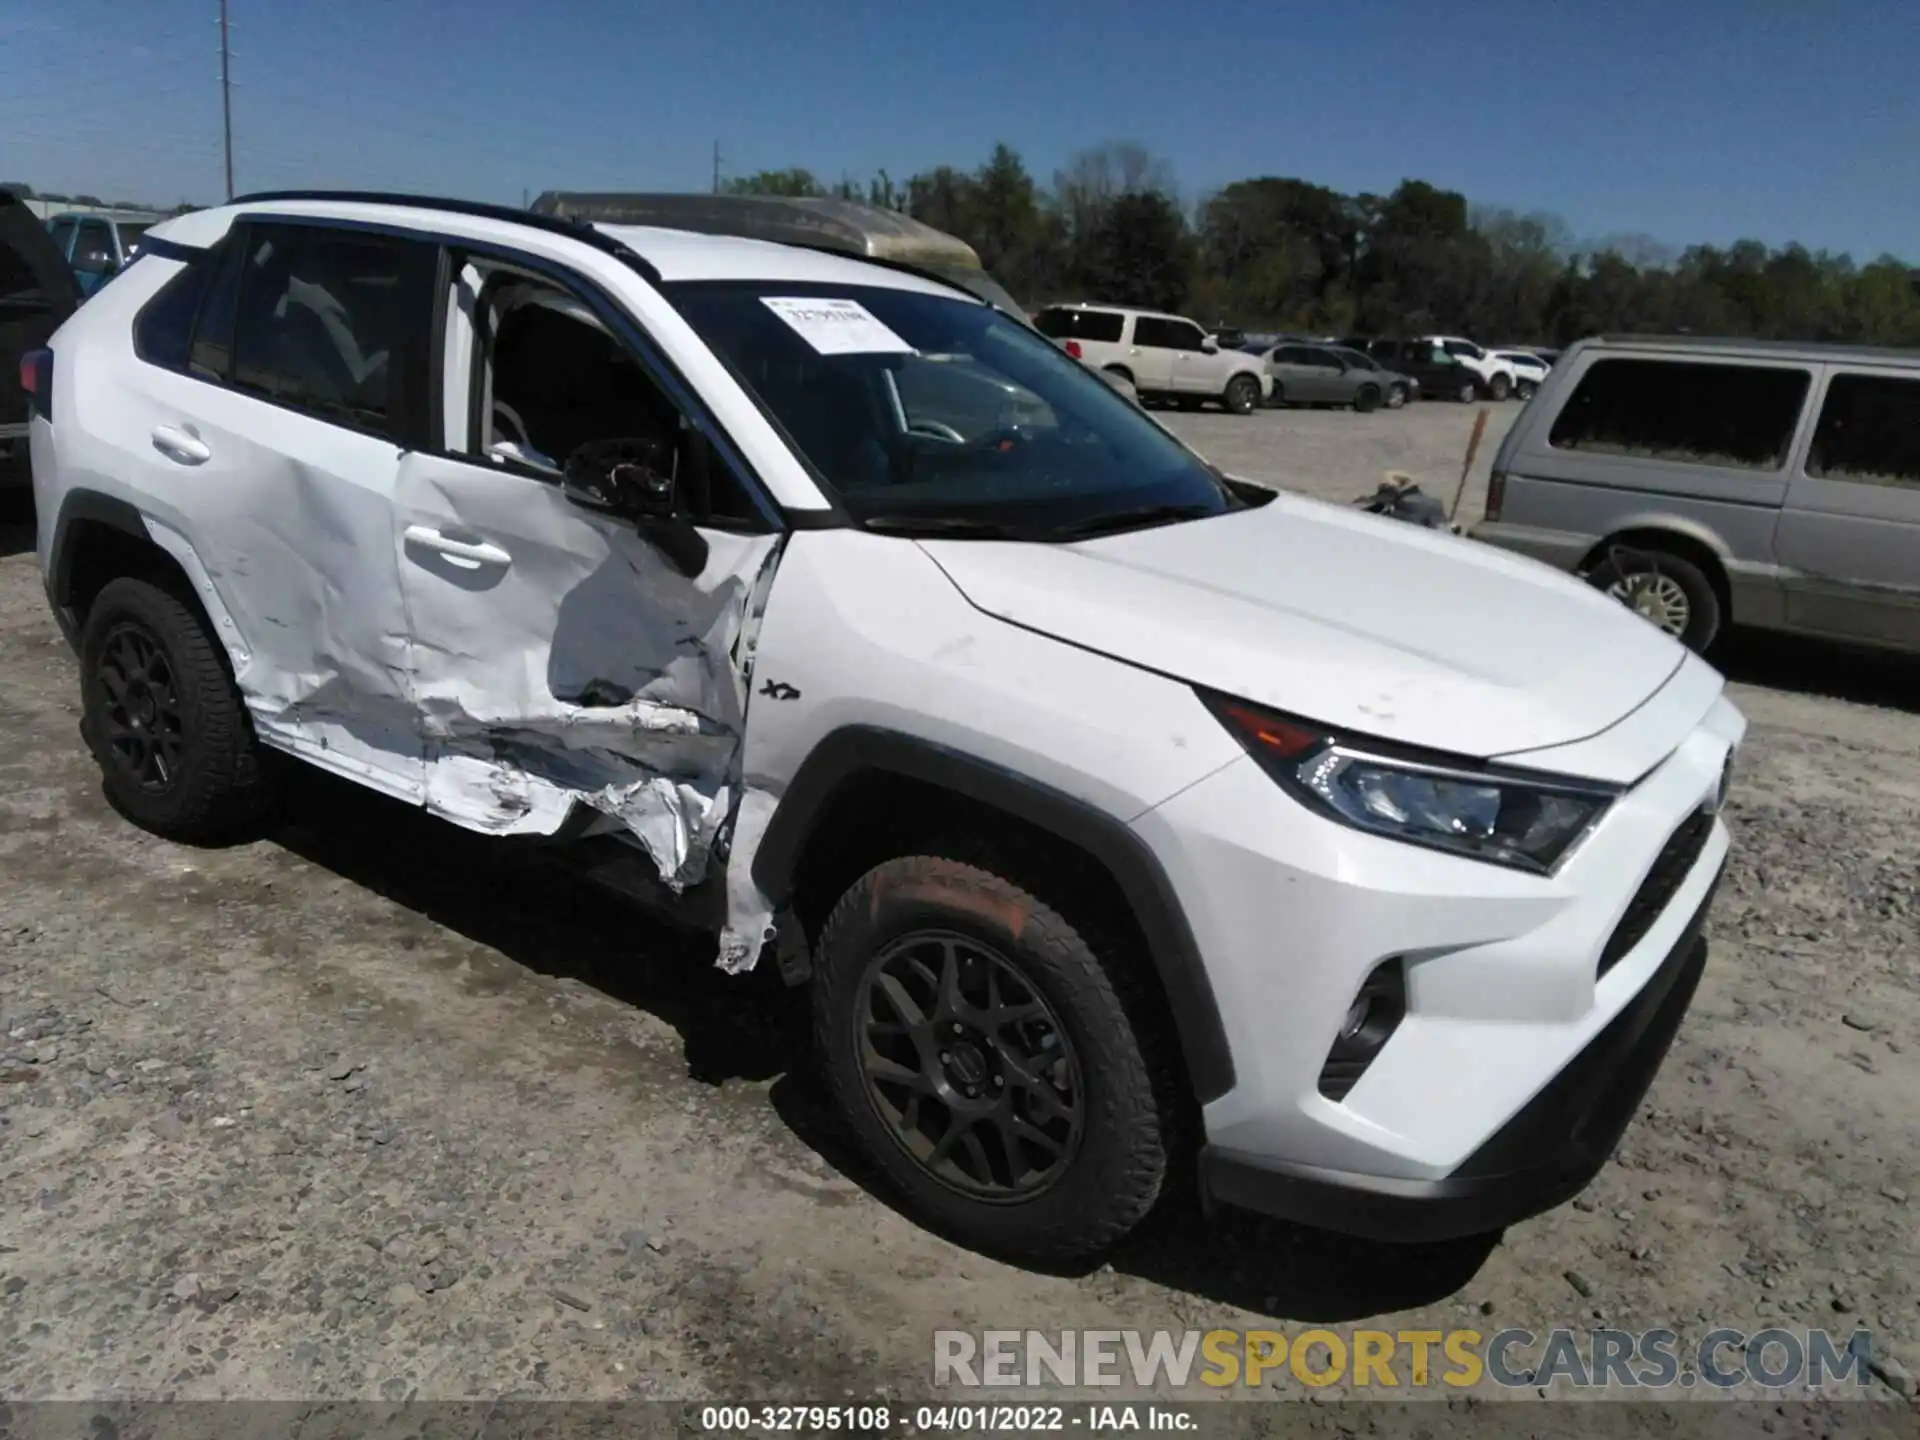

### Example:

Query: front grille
xmin=1595 ymin=808 xmax=1714 ymax=979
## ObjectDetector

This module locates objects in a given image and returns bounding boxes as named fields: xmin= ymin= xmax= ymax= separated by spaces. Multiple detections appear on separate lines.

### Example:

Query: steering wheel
xmin=907 ymin=420 xmax=968 ymax=445
xmin=493 ymin=399 xmax=532 ymax=449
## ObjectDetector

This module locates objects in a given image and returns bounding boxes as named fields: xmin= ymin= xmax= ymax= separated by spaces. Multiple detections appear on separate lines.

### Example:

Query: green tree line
xmin=725 ymin=143 xmax=1920 ymax=347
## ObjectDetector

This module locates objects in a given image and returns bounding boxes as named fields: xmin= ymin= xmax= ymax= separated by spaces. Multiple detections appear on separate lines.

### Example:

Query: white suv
xmin=1422 ymin=335 xmax=1519 ymax=400
xmin=24 ymin=193 xmax=1742 ymax=1264
xmin=1032 ymin=303 xmax=1271 ymax=413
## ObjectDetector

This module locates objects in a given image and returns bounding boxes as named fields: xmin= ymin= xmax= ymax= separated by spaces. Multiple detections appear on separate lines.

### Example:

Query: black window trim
xmin=437 ymin=235 xmax=784 ymax=536
xmin=122 ymin=209 xmax=787 ymax=534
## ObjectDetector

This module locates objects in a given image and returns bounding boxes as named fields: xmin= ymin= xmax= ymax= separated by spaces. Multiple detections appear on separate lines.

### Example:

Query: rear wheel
xmin=1586 ymin=546 xmax=1723 ymax=652
xmin=1223 ymin=373 xmax=1262 ymax=415
xmin=1515 ymin=378 xmax=1537 ymax=400
xmin=812 ymin=855 xmax=1174 ymax=1264
xmin=79 ymin=576 xmax=277 ymax=840
xmin=1353 ymin=385 xmax=1381 ymax=414
xmin=1489 ymin=373 xmax=1512 ymax=401
xmin=1457 ymin=378 xmax=1478 ymax=403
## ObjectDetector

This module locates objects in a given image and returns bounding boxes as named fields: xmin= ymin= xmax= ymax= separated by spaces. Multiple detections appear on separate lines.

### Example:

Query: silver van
xmin=1474 ymin=335 xmax=1920 ymax=654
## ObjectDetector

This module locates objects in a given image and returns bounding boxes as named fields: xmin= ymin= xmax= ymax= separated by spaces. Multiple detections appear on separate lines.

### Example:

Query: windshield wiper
xmin=1049 ymin=503 xmax=1221 ymax=541
xmin=857 ymin=514 xmax=1035 ymax=540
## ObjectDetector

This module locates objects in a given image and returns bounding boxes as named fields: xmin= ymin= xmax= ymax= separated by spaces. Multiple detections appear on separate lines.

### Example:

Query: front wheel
xmin=1223 ymin=373 xmax=1262 ymax=415
xmin=1386 ymin=384 xmax=1408 ymax=409
xmin=1457 ymin=378 xmax=1478 ymax=403
xmin=812 ymin=855 xmax=1174 ymax=1265
xmin=1586 ymin=547 xmax=1723 ymax=652
xmin=1488 ymin=373 xmax=1512 ymax=401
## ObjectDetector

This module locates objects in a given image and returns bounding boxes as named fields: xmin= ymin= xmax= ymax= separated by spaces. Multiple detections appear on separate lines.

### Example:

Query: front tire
xmin=812 ymin=855 xmax=1173 ymax=1265
xmin=1586 ymin=546 xmax=1723 ymax=652
xmin=1489 ymin=373 xmax=1512 ymax=401
xmin=1223 ymin=373 xmax=1262 ymax=415
xmin=1386 ymin=384 xmax=1408 ymax=409
xmin=1457 ymin=378 xmax=1478 ymax=403
xmin=79 ymin=576 xmax=276 ymax=841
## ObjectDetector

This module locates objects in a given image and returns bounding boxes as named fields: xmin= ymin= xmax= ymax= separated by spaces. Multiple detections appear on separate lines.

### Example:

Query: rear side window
xmin=1806 ymin=373 xmax=1920 ymax=489
xmin=228 ymin=224 xmax=435 ymax=443
xmin=1033 ymin=307 xmax=1124 ymax=343
xmin=1548 ymin=358 xmax=1811 ymax=471
xmin=133 ymin=255 xmax=217 ymax=370
xmin=1133 ymin=317 xmax=1185 ymax=349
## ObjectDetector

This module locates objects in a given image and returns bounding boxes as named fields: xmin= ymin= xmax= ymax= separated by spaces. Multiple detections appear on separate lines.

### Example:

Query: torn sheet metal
xmin=394 ymin=445 xmax=788 ymax=967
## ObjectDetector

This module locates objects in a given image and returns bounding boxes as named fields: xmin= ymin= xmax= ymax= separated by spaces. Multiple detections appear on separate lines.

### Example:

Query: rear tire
xmin=1489 ymin=373 xmax=1512 ymax=401
xmin=1457 ymin=378 xmax=1478 ymax=403
xmin=1515 ymin=379 xmax=1537 ymax=400
xmin=1102 ymin=365 xmax=1134 ymax=387
xmin=1353 ymin=385 xmax=1381 ymax=414
xmin=79 ymin=576 xmax=277 ymax=841
xmin=812 ymin=855 xmax=1173 ymax=1265
xmin=1223 ymin=373 xmax=1261 ymax=415
xmin=1586 ymin=546 xmax=1723 ymax=653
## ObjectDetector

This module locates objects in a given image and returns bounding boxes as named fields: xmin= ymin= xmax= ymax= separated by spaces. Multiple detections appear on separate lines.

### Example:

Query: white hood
xmin=919 ymin=492 xmax=1688 ymax=762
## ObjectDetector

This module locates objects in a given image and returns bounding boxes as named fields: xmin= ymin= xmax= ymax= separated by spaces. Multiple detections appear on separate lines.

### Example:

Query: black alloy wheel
xmin=854 ymin=929 xmax=1084 ymax=1201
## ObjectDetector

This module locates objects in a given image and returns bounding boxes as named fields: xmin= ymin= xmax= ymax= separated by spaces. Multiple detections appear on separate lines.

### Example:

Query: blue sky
xmin=4 ymin=0 xmax=1916 ymax=260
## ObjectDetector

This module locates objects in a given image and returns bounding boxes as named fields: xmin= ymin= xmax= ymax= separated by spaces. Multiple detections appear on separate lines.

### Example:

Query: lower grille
xmin=1596 ymin=808 xmax=1714 ymax=979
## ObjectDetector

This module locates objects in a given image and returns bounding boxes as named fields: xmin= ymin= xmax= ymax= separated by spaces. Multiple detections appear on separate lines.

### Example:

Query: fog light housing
xmin=1318 ymin=959 xmax=1407 ymax=1101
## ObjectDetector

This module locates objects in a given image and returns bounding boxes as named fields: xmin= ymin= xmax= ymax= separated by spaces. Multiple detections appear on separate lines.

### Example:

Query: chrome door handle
xmin=403 ymin=524 xmax=512 ymax=569
xmin=151 ymin=424 xmax=210 ymax=465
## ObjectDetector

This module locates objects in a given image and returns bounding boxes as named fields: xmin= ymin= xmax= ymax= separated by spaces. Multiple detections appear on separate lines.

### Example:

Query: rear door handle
xmin=151 ymin=424 xmax=210 ymax=465
xmin=403 ymin=524 xmax=512 ymax=570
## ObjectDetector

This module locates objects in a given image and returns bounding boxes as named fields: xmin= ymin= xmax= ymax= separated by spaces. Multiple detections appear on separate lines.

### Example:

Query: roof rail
xmin=225 ymin=188 xmax=661 ymax=284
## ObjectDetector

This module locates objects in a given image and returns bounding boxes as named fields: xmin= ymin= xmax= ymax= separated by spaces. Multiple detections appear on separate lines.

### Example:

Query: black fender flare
xmin=44 ymin=489 xmax=156 ymax=636
xmin=753 ymin=726 xmax=1236 ymax=1103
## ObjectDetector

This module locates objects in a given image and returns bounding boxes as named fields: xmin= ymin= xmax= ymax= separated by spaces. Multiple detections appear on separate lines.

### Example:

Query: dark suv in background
xmin=1342 ymin=338 xmax=1484 ymax=403
xmin=1 ymin=192 xmax=83 ymax=489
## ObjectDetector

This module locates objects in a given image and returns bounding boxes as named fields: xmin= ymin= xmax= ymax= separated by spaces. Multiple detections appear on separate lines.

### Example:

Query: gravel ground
xmin=1 ymin=399 xmax=1917 ymax=1419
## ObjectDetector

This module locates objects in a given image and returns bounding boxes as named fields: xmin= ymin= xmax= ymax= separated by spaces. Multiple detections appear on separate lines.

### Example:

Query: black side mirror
xmin=563 ymin=436 xmax=676 ymax=519
xmin=562 ymin=436 xmax=708 ymax=577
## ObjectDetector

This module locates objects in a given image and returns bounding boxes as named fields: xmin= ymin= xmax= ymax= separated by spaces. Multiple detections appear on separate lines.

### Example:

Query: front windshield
xmin=1334 ymin=347 xmax=1377 ymax=369
xmin=666 ymin=279 xmax=1239 ymax=537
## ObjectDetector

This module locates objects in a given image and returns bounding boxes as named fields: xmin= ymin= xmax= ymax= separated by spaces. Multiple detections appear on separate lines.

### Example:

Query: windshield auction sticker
xmin=761 ymin=296 xmax=916 ymax=355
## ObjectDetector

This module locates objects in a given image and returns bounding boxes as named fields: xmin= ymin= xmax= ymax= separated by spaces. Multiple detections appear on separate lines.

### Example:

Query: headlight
xmin=1201 ymin=692 xmax=1619 ymax=873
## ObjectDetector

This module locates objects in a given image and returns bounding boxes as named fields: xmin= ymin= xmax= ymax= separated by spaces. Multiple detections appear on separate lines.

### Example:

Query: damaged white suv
xmin=27 ymin=192 xmax=1743 ymax=1265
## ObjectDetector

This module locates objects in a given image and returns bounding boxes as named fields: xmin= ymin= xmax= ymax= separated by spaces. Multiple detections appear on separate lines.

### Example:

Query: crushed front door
xmin=391 ymin=449 xmax=782 ymax=892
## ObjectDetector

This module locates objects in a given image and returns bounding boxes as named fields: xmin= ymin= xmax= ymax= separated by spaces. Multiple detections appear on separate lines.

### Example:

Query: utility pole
xmin=711 ymin=141 xmax=722 ymax=195
xmin=218 ymin=0 xmax=234 ymax=200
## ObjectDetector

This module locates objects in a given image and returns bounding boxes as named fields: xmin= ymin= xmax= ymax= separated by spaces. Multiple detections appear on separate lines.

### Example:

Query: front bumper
xmin=1199 ymin=866 xmax=1719 ymax=1241
xmin=1132 ymin=689 xmax=1741 ymax=1237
